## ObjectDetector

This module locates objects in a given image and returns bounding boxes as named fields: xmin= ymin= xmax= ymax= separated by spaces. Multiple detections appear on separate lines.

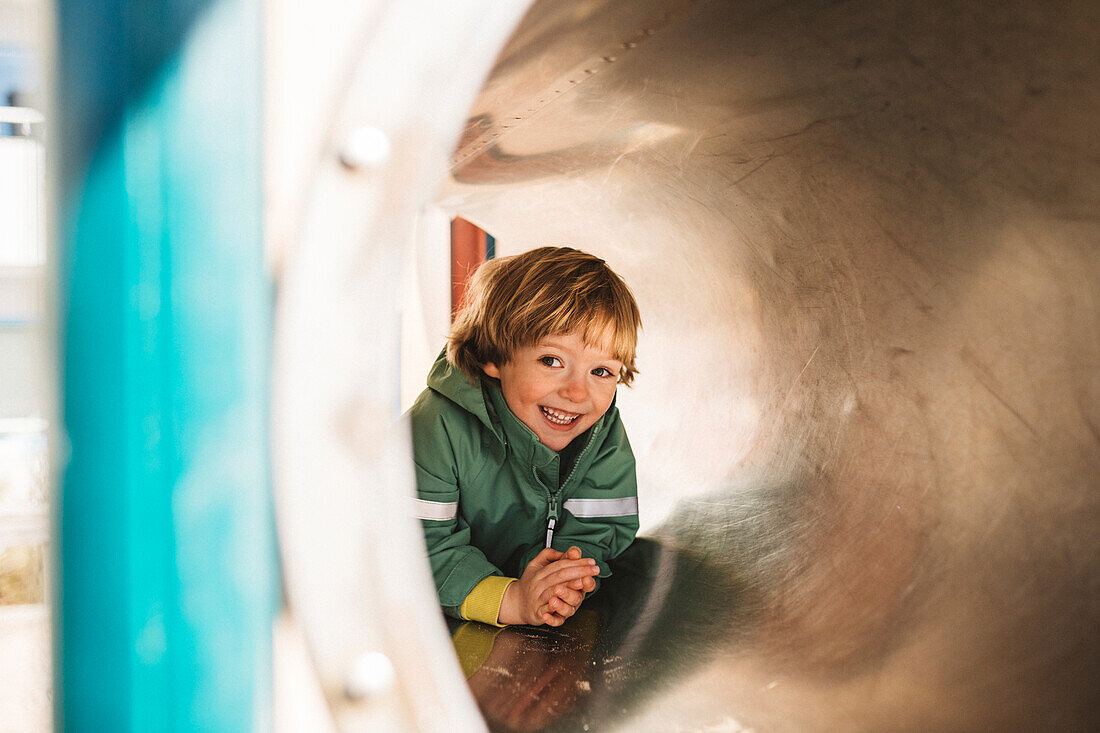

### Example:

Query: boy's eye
xmin=539 ymin=356 xmax=562 ymax=367
xmin=592 ymin=367 xmax=615 ymax=378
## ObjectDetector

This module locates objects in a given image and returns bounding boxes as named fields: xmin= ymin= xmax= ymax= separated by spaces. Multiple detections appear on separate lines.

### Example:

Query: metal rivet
xmin=339 ymin=126 xmax=392 ymax=171
xmin=346 ymin=651 xmax=396 ymax=700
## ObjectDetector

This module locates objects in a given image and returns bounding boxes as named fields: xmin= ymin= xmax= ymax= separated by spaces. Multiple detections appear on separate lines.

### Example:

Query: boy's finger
xmin=545 ymin=555 xmax=595 ymax=569
xmin=551 ymin=594 xmax=581 ymax=615
xmin=537 ymin=566 xmax=600 ymax=598
xmin=551 ymin=560 xmax=600 ymax=579
xmin=552 ymin=585 xmax=584 ymax=607
xmin=538 ymin=568 xmax=599 ymax=594
xmin=539 ymin=596 xmax=568 ymax=613
xmin=580 ymin=576 xmax=597 ymax=592
xmin=534 ymin=557 xmax=596 ymax=582
xmin=565 ymin=546 xmax=583 ymax=560
xmin=538 ymin=604 xmax=567 ymax=626
xmin=550 ymin=594 xmax=578 ymax=617
xmin=530 ymin=547 xmax=565 ymax=568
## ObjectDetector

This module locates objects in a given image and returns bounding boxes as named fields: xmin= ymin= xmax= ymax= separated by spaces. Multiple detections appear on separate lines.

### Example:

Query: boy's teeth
xmin=542 ymin=406 xmax=578 ymax=425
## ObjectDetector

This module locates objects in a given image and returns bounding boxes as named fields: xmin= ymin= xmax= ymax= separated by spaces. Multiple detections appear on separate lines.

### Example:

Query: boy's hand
xmin=540 ymin=547 xmax=597 ymax=623
xmin=499 ymin=547 xmax=600 ymax=626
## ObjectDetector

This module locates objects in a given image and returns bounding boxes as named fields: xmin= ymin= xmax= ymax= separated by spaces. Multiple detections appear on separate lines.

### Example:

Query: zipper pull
xmin=545 ymin=496 xmax=560 ymax=549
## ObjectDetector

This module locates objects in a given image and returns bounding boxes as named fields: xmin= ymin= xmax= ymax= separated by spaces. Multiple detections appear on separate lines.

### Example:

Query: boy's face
xmin=484 ymin=331 xmax=622 ymax=452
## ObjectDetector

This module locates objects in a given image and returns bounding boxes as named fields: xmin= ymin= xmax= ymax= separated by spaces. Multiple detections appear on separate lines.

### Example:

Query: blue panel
xmin=55 ymin=1 xmax=276 ymax=730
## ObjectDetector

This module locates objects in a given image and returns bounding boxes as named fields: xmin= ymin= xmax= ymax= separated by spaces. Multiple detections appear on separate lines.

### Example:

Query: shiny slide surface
xmin=435 ymin=1 xmax=1100 ymax=730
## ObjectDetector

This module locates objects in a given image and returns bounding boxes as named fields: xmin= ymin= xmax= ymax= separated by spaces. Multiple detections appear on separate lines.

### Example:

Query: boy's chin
xmin=538 ymin=429 xmax=582 ymax=452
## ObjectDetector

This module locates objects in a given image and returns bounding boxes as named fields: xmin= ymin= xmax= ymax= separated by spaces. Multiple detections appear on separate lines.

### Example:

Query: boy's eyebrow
xmin=536 ymin=337 xmax=623 ymax=364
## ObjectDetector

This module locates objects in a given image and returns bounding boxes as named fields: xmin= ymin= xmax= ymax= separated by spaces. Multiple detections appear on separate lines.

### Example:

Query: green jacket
xmin=409 ymin=351 xmax=640 ymax=610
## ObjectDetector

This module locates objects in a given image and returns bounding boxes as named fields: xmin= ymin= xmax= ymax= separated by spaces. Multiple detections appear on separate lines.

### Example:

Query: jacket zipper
xmin=545 ymin=494 xmax=559 ymax=548
xmin=561 ymin=423 xmax=601 ymax=490
xmin=543 ymin=423 xmax=602 ymax=548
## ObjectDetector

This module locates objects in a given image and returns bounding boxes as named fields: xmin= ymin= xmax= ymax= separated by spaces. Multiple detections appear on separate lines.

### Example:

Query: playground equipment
xmin=56 ymin=0 xmax=1099 ymax=730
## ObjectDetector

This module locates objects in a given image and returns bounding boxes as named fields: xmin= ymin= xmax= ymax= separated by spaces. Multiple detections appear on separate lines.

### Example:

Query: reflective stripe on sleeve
xmin=414 ymin=498 xmax=458 ymax=521
xmin=563 ymin=496 xmax=639 ymax=518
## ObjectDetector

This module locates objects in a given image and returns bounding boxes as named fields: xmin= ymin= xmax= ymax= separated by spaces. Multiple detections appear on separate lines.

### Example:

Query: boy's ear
xmin=483 ymin=362 xmax=501 ymax=379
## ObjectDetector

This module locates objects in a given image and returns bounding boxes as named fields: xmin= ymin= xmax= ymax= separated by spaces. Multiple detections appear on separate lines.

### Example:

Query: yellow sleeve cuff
xmin=458 ymin=575 xmax=516 ymax=627
xmin=451 ymin=623 xmax=505 ymax=678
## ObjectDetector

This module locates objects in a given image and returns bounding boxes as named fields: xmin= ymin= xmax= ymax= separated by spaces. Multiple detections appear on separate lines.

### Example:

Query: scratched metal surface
xmin=437 ymin=0 xmax=1100 ymax=730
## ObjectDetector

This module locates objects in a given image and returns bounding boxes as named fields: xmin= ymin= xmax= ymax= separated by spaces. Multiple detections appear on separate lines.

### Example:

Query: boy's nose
xmin=561 ymin=374 xmax=588 ymax=403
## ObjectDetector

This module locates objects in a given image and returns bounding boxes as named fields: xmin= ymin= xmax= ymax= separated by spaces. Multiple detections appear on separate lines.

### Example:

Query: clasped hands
xmin=498 ymin=546 xmax=599 ymax=626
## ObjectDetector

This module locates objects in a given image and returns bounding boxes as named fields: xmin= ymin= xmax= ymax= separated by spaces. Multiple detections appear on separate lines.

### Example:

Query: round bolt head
xmin=339 ymin=126 xmax=392 ymax=170
xmin=345 ymin=650 xmax=396 ymax=700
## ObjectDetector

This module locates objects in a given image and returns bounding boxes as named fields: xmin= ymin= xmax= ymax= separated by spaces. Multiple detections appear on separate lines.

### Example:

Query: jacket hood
xmin=426 ymin=349 xmax=497 ymax=435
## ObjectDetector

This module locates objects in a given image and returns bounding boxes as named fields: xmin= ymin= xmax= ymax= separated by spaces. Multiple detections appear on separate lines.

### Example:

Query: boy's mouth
xmin=540 ymin=405 xmax=581 ymax=427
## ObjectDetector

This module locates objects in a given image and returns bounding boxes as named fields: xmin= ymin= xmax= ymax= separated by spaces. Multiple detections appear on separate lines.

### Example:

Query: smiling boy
xmin=410 ymin=246 xmax=641 ymax=627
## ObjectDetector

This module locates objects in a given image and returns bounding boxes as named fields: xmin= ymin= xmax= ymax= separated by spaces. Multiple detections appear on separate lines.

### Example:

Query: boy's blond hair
xmin=448 ymin=246 xmax=641 ymax=385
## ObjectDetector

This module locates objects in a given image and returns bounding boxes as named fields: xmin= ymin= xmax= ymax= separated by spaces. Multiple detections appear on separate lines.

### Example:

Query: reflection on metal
xmin=435 ymin=0 xmax=1100 ymax=730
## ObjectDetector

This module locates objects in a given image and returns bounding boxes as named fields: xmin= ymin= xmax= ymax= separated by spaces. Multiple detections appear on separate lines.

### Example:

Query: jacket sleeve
xmin=521 ymin=409 xmax=640 ymax=580
xmin=409 ymin=393 xmax=504 ymax=611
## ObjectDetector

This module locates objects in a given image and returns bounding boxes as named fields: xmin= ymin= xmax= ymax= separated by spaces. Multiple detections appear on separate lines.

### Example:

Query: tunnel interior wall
xmin=432 ymin=0 xmax=1100 ymax=728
